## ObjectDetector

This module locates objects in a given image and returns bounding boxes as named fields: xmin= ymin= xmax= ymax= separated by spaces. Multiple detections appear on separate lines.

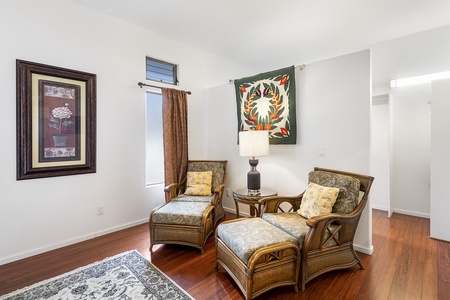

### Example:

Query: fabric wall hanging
xmin=234 ymin=66 xmax=296 ymax=144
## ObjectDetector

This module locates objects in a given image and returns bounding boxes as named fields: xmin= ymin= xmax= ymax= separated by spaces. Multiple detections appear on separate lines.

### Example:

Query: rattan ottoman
xmin=149 ymin=201 xmax=214 ymax=254
xmin=215 ymin=218 xmax=300 ymax=300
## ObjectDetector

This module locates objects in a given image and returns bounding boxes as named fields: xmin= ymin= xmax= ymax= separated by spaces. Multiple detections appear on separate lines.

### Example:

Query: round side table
xmin=232 ymin=187 xmax=277 ymax=218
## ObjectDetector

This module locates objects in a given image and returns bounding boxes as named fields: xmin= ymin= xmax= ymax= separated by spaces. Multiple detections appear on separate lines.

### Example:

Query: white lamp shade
xmin=239 ymin=130 xmax=269 ymax=157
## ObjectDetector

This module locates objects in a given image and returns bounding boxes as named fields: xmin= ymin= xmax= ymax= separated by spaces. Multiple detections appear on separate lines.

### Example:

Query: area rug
xmin=0 ymin=250 xmax=194 ymax=300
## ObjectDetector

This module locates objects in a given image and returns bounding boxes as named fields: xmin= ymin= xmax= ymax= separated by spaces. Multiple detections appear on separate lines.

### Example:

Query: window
xmin=146 ymin=91 xmax=164 ymax=185
xmin=146 ymin=57 xmax=178 ymax=85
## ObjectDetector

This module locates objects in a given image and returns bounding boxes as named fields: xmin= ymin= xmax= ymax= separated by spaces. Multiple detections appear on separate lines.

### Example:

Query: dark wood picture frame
xmin=16 ymin=60 xmax=96 ymax=180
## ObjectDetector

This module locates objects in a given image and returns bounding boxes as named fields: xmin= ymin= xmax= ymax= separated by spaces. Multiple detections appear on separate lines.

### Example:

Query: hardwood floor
xmin=0 ymin=209 xmax=448 ymax=299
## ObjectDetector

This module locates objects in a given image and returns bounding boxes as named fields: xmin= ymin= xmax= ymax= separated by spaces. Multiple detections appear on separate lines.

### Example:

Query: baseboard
xmin=392 ymin=208 xmax=430 ymax=219
xmin=0 ymin=218 xmax=148 ymax=266
xmin=223 ymin=206 xmax=235 ymax=214
xmin=223 ymin=206 xmax=250 ymax=217
xmin=370 ymin=207 xmax=430 ymax=219
xmin=371 ymin=204 xmax=388 ymax=211
xmin=354 ymin=244 xmax=373 ymax=255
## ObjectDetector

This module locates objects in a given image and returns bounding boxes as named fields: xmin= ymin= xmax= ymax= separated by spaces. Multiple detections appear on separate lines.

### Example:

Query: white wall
xmin=370 ymin=99 xmax=390 ymax=211
xmin=205 ymin=50 xmax=373 ymax=254
xmin=430 ymin=79 xmax=450 ymax=242
xmin=370 ymin=25 xmax=450 ymax=217
xmin=391 ymin=86 xmax=431 ymax=217
xmin=372 ymin=25 xmax=450 ymax=93
xmin=0 ymin=0 xmax=254 ymax=265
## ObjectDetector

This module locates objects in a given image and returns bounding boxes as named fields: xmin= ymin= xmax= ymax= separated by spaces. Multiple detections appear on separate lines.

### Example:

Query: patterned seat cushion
xmin=308 ymin=171 xmax=361 ymax=214
xmin=217 ymin=218 xmax=297 ymax=264
xmin=262 ymin=213 xmax=309 ymax=249
xmin=172 ymin=194 xmax=213 ymax=203
xmin=152 ymin=202 xmax=211 ymax=226
xmin=262 ymin=212 xmax=339 ymax=249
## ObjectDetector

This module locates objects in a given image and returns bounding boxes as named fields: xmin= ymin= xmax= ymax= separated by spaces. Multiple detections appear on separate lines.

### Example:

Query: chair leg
xmin=300 ymin=280 xmax=306 ymax=292
xmin=357 ymin=258 xmax=365 ymax=270
xmin=300 ymin=262 xmax=306 ymax=291
xmin=351 ymin=247 xmax=365 ymax=270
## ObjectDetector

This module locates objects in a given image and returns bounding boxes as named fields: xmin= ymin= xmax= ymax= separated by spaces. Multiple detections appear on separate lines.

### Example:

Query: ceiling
xmin=71 ymin=0 xmax=450 ymax=71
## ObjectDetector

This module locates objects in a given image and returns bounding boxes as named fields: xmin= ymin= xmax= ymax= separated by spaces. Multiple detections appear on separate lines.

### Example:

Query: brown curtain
xmin=162 ymin=88 xmax=189 ymax=186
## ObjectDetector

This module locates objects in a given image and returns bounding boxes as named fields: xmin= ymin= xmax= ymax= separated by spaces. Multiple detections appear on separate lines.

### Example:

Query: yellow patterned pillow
xmin=184 ymin=171 xmax=213 ymax=196
xmin=297 ymin=182 xmax=340 ymax=219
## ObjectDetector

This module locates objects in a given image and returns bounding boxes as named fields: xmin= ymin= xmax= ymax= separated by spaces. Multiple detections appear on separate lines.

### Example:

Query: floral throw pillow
xmin=184 ymin=171 xmax=213 ymax=196
xmin=297 ymin=182 xmax=340 ymax=219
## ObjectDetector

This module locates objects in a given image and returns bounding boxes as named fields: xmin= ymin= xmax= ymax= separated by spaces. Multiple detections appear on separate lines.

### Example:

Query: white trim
xmin=0 ymin=219 xmax=148 ymax=266
xmin=354 ymin=244 xmax=373 ymax=255
xmin=392 ymin=209 xmax=430 ymax=219
xmin=223 ymin=206 xmax=251 ymax=217
xmin=371 ymin=204 xmax=389 ymax=211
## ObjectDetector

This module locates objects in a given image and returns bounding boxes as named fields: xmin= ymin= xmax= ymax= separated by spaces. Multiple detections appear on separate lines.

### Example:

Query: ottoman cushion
xmin=152 ymin=201 xmax=211 ymax=226
xmin=217 ymin=218 xmax=297 ymax=264
xmin=262 ymin=212 xmax=339 ymax=249
xmin=262 ymin=213 xmax=309 ymax=249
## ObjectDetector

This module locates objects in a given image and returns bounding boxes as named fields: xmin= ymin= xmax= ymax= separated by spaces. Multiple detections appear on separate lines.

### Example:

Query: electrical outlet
xmin=97 ymin=205 xmax=104 ymax=216
xmin=318 ymin=146 xmax=326 ymax=157
xmin=226 ymin=189 xmax=231 ymax=197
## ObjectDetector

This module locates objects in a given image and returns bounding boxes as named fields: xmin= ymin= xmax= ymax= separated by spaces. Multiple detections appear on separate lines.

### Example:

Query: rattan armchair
xmin=164 ymin=160 xmax=228 ymax=227
xmin=259 ymin=167 xmax=374 ymax=291
xmin=149 ymin=160 xmax=227 ymax=254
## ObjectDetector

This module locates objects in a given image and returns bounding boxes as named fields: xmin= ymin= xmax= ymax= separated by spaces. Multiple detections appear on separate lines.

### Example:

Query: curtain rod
xmin=228 ymin=64 xmax=306 ymax=84
xmin=137 ymin=82 xmax=192 ymax=95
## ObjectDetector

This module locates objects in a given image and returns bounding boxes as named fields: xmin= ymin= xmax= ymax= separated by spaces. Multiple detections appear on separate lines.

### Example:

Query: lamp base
xmin=247 ymin=158 xmax=261 ymax=195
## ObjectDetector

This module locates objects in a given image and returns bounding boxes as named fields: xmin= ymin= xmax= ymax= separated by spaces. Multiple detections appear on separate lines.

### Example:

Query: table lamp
xmin=239 ymin=130 xmax=269 ymax=195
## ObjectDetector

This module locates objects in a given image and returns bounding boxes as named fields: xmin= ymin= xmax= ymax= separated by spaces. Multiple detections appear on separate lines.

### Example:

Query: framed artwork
xmin=16 ymin=60 xmax=96 ymax=180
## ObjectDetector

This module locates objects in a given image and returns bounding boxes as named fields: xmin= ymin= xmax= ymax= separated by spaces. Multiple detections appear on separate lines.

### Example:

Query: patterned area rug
xmin=0 ymin=250 xmax=193 ymax=300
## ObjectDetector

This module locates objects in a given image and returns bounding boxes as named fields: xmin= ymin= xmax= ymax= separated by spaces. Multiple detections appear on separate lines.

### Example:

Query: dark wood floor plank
xmin=356 ymin=210 xmax=399 ymax=299
xmin=438 ymin=240 xmax=450 ymax=298
xmin=0 ymin=210 xmax=449 ymax=300
xmin=422 ymin=237 xmax=439 ymax=299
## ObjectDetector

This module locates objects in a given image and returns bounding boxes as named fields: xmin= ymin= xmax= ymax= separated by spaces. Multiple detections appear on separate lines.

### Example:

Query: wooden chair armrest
xmin=306 ymin=212 xmax=357 ymax=228
xmin=306 ymin=196 xmax=368 ymax=227
xmin=259 ymin=193 xmax=305 ymax=214
xmin=303 ymin=199 xmax=367 ymax=252
xmin=211 ymin=184 xmax=225 ymax=207
xmin=163 ymin=180 xmax=185 ymax=192
xmin=213 ymin=183 xmax=225 ymax=194
xmin=164 ymin=178 xmax=186 ymax=203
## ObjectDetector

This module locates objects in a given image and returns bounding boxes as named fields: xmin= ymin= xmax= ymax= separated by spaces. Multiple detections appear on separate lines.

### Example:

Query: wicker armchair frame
xmin=260 ymin=167 xmax=374 ymax=291
xmin=164 ymin=160 xmax=228 ymax=227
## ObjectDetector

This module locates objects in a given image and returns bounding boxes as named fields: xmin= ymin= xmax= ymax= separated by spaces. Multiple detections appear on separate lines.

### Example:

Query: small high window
xmin=146 ymin=57 xmax=178 ymax=85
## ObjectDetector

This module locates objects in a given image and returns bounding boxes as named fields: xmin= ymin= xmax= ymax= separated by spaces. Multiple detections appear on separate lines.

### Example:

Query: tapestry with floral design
xmin=234 ymin=66 xmax=297 ymax=144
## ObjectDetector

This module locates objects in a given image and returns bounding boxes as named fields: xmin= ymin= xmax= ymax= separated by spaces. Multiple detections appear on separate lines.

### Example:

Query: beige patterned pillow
xmin=184 ymin=171 xmax=213 ymax=196
xmin=297 ymin=182 xmax=340 ymax=218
